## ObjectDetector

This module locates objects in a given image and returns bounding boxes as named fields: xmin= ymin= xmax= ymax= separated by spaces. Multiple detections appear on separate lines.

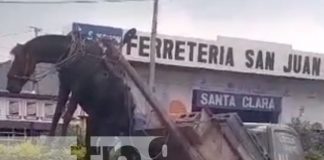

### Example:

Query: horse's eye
xmin=103 ymin=72 xmax=109 ymax=77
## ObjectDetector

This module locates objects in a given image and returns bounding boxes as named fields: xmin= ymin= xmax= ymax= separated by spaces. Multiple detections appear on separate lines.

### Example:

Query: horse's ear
xmin=10 ymin=43 xmax=24 ymax=55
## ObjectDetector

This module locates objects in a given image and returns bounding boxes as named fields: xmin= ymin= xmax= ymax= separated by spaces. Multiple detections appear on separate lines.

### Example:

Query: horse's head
xmin=6 ymin=43 xmax=37 ymax=93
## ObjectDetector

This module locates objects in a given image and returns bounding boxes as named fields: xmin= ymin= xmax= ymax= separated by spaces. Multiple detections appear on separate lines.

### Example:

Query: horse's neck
xmin=34 ymin=40 xmax=100 ymax=64
xmin=27 ymin=35 xmax=71 ymax=64
xmin=35 ymin=52 xmax=66 ymax=64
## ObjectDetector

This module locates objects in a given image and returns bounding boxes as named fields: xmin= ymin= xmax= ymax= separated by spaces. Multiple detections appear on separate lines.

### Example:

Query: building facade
xmin=130 ymin=63 xmax=324 ymax=125
xmin=0 ymin=91 xmax=83 ymax=137
xmin=122 ymin=31 xmax=324 ymax=126
xmin=2 ymin=22 xmax=324 ymax=132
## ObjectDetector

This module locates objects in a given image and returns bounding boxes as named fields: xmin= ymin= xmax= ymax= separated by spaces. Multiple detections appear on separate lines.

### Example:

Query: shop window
xmin=25 ymin=102 xmax=37 ymax=120
xmin=8 ymin=100 xmax=20 ymax=119
xmin=44 ymin=103 xmax=55 ymax=120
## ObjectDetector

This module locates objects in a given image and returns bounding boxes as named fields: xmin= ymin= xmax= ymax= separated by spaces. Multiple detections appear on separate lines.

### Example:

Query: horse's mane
xmin=25 ymin=34 xmax=71 ymax=46
xmin=10 ymin=34 xmax=71 ymax=56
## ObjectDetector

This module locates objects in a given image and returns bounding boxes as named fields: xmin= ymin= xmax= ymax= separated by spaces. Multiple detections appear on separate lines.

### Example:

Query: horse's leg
xmin=61 ymin=95 xmax=78 ymax=136
xmin=49 ymin=86 xmax=70 ymax=136
xmin=85 ymin=116 xmax=98 ymax=160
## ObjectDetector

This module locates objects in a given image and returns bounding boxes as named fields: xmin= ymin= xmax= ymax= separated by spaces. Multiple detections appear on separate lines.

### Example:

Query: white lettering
xmin=229 ymin=96 xmax=236 ymax=107
xmin=242 ymin=96 xmax=250 ymax=108
xmin=223 ymin=95 xmax=229 ymax=106
xmin=262 ymin=98 xmax=268 ymax=109
xmin=269 ymin=98 xmax=275 ymax=110
xmin=201 ymin=93 xmax=208 ymax=105
xmin=209 ymin=94 xmax=215 ymax=105
xmin=255 ymin=98 xmax=262 ymax=108
xmin=215 ymin=94 xmax=223 ymax=106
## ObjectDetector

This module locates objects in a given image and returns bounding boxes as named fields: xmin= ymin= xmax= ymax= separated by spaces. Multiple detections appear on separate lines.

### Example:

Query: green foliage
xmin=288 ymin=117 xmax=324 ymax=160
xmin=71 ymin=145 xmax=87 ymax=159
xmin=0 ymin=141 xmax=87 ymax=160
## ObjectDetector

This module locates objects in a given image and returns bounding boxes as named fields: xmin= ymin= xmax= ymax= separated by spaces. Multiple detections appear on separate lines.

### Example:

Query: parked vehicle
xmin=140 ymin=110 xmax=305 ymax=160
xmin=245 ymin=123 xmax=305 ymax=160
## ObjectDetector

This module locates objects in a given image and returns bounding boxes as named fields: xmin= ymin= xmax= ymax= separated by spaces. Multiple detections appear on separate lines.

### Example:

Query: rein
xmin=8 ymin=47 xmax=38 ymax=82
xmin=7 ymin=74 xmax=38 ymax=82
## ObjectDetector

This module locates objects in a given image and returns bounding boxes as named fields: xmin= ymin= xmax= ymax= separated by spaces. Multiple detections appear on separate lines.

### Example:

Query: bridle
xmin=7 ymin=50 xmax=38 ymax=83
xmin=7 ymin=74 xmax=38 ymax=83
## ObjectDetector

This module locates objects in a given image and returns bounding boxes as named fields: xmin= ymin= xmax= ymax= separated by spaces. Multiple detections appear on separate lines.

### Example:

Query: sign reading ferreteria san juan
xmin=192 ymin=89 xmax=282 ymax=112
xmin=122 ymin=31 xmax=324 ymax=80
xmin=68 ymin=23 xmax=324 ymax=80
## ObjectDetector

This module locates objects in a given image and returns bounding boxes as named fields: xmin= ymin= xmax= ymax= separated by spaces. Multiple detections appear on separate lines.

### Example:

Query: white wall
xmin=0 ymin=98 xmax=7 ymax=120
xmin=0 ymin=97 xmax=63 ymax=123
xmin=131 ymin=63 xmax=324 ymax=125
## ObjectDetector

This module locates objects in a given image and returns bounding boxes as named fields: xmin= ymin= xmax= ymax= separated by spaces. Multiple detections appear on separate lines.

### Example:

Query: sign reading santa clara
xmin=192 ymin=89 xmax=282 ymax=112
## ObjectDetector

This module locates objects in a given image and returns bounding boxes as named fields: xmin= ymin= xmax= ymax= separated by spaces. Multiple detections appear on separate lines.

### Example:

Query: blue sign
xmin=192 ymin=89 xmax=282 ymax=112
xmin=72 ymin=22 xmax=123 ymax=43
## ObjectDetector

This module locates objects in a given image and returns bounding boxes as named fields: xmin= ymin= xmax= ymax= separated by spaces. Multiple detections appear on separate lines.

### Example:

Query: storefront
xmin=68 ymin=23 xmax=324 ymax=126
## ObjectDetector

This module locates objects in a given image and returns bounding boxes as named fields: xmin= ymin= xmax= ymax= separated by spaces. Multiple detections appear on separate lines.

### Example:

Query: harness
xmin=62 ymin=32 xmax=135 ymax=136
xmin=56 ymin=32 xmax=127 ymax=81
xmin=55 ymin=31 xmax=86 ymax=70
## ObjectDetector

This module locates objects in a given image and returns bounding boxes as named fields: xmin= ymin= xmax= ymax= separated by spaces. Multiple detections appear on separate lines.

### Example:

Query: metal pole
xmin=30 ymin=26 xmax=41 ymax=37
xmin=148 ymin=0 xmax=158 ymax=92
xmin=29 ymin=26 xmax=42 ymax=94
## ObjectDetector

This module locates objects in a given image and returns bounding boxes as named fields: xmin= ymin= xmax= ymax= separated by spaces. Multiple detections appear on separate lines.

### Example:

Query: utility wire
xmin=0 ymin=54 xmax=11 ymax=59
xmin=0 ymin=31 xmax=32 ymax=38
xmin=102 ymin=0 xmax=150 ymax=2
xmin=0 ymin=44 xmax=11 ymax=49
xmin=0 ymin=0 xmax=98 ymax=4
xmin=0 ymin=0 xmax=151 ymax=4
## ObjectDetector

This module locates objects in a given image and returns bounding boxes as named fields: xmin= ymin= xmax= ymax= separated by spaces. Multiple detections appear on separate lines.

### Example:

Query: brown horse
xmin=7 ymin=29 xmax=137 ymax=137
xmin=6 ymin=35 xmax=102 ymax=136
xmin=7 ymin=36 xmax=78 ymax=136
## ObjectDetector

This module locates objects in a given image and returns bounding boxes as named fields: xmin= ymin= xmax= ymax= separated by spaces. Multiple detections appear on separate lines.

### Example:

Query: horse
xmin=7 ymin=35 xmax=75 ymax=136
xmin=7 ymin=29 xmax=136 ymax=136
xmin=6 ymin=32 xmax=136 ymax=139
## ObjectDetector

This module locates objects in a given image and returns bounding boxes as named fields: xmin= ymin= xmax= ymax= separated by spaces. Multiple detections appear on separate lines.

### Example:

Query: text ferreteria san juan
xmin=122 ymin=31 xmax=323 ymax=80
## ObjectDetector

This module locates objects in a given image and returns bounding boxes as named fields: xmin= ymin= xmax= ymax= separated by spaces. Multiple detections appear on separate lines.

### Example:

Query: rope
xmin=0 ymin=0 xmax=151 ymax=4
